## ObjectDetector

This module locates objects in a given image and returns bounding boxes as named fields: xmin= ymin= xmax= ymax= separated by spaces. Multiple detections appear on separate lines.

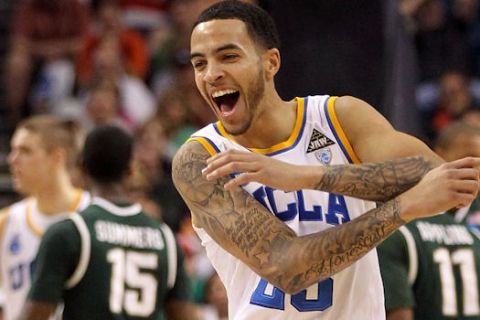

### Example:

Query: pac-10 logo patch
xmin=315 ymin=148 xmax=332 ymax=165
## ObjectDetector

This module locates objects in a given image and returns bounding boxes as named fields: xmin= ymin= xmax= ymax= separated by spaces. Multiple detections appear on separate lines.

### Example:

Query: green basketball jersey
xmin=378 ymin=209 xmax=480 ymax=320
xmin=28 ymin=197 xmax=190 ymax=320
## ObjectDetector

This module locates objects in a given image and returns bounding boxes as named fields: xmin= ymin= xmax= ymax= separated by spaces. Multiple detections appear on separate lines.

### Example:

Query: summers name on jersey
xmin=56 ymin=197 xmax=181 ymax=319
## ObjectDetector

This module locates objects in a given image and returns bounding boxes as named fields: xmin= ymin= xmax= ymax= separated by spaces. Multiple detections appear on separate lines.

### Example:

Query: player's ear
xmin=51 ymin=147 xmax=67 ymax=167
xmin=263 ymin=48 xmax=280 ymax=80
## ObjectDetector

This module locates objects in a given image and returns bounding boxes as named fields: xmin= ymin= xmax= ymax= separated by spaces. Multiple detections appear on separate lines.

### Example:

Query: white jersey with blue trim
xmin=0 ymin=190 xmax=91 ymax=320
xmin=190 ymin=95 xmax=385 ymax=320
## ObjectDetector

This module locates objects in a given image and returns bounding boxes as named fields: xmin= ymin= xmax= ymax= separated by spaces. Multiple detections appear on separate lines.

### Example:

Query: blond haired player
xmin=0 ymin=116 xmax=90 ymax=320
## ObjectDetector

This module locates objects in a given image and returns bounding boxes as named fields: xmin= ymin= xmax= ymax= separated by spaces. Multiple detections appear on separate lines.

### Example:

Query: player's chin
xmin=12 ymin=180 xmax=27 ymax=193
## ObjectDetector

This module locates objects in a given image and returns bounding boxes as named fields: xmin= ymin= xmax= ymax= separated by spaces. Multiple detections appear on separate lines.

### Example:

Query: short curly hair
xmin=82 ymin=125 xmax=132 ymax=183
xmin=193 ymin=0 xmax=280 ymax=50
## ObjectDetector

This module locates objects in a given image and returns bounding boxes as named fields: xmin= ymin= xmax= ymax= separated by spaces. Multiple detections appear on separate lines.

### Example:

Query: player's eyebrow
xmin=191 ymin=43 xmax=242 ymax=60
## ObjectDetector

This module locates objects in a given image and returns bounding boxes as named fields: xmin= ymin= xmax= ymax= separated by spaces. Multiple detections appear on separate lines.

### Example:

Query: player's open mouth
xmin=212 ymin=89 xmax=240 ymax=114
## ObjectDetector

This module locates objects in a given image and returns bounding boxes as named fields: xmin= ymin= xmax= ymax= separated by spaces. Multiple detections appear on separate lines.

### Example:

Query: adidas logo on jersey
xmin=307 ymin=129 xmax=335 ymax=153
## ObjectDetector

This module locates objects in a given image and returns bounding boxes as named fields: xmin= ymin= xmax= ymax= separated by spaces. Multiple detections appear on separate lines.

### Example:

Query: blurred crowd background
xmin=1 ymin=0 xmax=480 ymax=318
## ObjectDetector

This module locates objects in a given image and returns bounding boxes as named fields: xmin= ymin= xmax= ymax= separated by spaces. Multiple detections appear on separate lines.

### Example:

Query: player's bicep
xmin=172 ymin=141 xmax=296 ymax=275
xmin=334 ymin=96 xmax=443 ymax=165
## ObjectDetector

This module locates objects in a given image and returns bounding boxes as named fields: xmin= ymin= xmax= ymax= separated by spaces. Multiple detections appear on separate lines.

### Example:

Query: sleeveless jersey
xmin=189 ymin=95 xmax=383 ymax=319
xmin=378 ymin=207 xmax=480 ymax=320
xmin=0 ymin=190 xmax=90 ymax=320
xmin=28 ymin=197 xmax=189 ymax=320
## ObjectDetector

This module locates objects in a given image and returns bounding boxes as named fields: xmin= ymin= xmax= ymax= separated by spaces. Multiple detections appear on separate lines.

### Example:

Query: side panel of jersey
xmin=191 ymin=95 xmax=384 ymax=320
xmin=63 ymin=204 xmax=177 ymax=320
xmin=0 ymin=192 xmax=90 ymax=320
xmin=408 ymin=214 xmax=480 ymax=320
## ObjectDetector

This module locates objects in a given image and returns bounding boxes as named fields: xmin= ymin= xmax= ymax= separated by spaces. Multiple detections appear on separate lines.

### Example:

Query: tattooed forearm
xmin=271 ymin=199 xmax=405 ymax=294
xmin=173 ymin=141 xmax=408 ymax=294
xmin=316 ymin=156 xmax=433 ymax=202
xmin=172 ymin=142 xmax=296 ymax=263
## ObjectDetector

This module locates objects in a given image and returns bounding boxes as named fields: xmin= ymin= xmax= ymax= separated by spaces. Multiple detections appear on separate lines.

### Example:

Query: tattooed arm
xmin=173 ymin=141 xmax=479 ymax=294
xmin=204 ymin=97 xmax=445 ymax=201
xmin=203 ymin=151 xmax=433 ymax=201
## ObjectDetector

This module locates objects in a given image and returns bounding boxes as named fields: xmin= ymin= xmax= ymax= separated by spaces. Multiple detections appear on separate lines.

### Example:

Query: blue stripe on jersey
xmin=324 ymin=97 xmax=354 ymax=163
xmin=213 ymin=122 xmax=222 ymax=136
xmin=191 ymin=135 xmax=221 ymax=154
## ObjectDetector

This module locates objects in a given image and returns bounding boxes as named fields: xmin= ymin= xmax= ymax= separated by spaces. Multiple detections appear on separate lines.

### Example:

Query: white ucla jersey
xmin=0 ymin=190 xmax=91 ymax=320
xmin=190 ymin=95 xmax=385 ymax=320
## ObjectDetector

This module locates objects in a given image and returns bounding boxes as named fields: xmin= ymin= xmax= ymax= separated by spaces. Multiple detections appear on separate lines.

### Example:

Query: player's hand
xmin=202 ymin=149 xmax=315 ymax=191
xmin=399 ymin=157 xmax=480 ymax=221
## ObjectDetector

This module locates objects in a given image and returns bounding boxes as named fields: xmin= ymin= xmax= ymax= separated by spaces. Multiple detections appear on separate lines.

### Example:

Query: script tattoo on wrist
xmin=273 ymin=199 xmax=404 ymax=293
xmin=315 ymin=156 xmax=433 ymax=201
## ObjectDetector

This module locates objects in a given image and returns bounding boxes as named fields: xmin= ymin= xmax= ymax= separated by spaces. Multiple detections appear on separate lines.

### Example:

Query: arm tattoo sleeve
xmin=173 ymin=142 xmax=407 ymax=294
xmin=315 ymin=156 xmax=433 ymax=202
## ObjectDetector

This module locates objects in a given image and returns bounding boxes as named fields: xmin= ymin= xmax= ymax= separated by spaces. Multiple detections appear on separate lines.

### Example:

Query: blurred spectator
xmin=119 ymin=0 xmax=171 ymax=35
xmin=414 ymin=0 xmax=474 ymax=82
xmin=81 ymin=32 xmax=156 ymax=127
xmin=168 ymin=0 xmax=219 ymax=53
xmin=176 ymin=216 xmax=214 ymax=302
xmin=462 ymin=107 xmax=480 ymax=126
xmin=434 ymin=71 xmax=479 ymax=128
xmin=3 ymin=0 xmax=90 ymax=123
xmin=133 ymin=118 xmax=189 ymax=232
xmin=76 ymin=0 xmax=149 ymax=87
xmin=417 ymin=70 xmax=480 ymax=141
xmin=149 ymin=0 xmax=220 ymax=99
xmin=126 ymin=159 xmax=163 ymax=221
xmin=172 ymin=56 xmax=216 ymax=127
xmin=82 ymin=76 xmax=134 ymax=132
xmin=156 ymin=88 xmax=198 ymax=158
xmin=133 ymin=117 xmax=168 ymax=180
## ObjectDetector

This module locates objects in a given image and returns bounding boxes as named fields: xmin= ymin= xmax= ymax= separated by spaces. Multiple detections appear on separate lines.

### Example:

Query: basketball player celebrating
xmin=173 ymin=1 xmax=480 ymax=319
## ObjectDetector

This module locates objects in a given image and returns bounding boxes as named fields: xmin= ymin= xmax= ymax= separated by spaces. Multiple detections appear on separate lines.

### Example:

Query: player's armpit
xmin=17 ymin=301 xmax=56 ymax=320
xmin=386 ymin=307 xmax=414 ymax=320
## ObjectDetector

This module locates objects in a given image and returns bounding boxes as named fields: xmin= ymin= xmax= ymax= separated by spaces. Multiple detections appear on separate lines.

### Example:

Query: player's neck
xmin=34 ymin=174 xmax=79 ymax=215
xmin=90 ymin=183 xmax=130 ymax=205
xmin=234 ymin=95 xmax=297 ymax=149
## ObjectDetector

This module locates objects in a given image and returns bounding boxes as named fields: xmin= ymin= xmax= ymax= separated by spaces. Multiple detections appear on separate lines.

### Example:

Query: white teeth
xmin=212 ymin=89 xmax=237 ymax=98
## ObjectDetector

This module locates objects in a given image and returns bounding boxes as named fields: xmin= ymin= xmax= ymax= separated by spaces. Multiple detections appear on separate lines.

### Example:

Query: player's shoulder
xmin=77 ymin=190 xmax=92 ymax=211
xmin=46 ymin=215 xmax=77 ymax=235
xmin=172 ymin=138 xmax=210 ymax=181
xmin=39 ymin=216 xmax=79 ymax=250
xmin=0 ymin=198 xmax=30 ymax=234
